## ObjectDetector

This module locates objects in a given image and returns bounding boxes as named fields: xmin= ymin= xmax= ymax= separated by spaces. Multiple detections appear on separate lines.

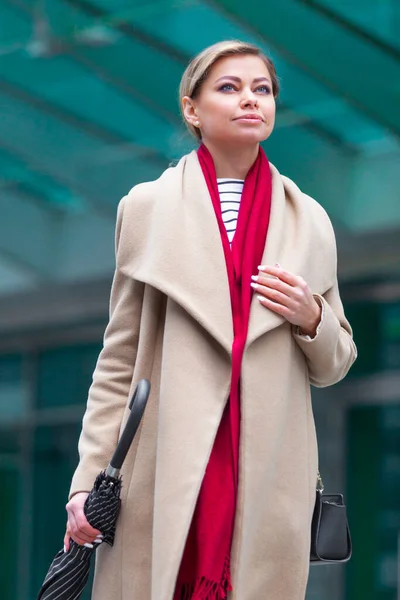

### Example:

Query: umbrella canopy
xmin=37 ymin=379 xmax=150 ymax=600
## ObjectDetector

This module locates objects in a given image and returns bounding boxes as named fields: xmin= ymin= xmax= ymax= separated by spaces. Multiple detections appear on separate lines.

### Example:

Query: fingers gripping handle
xmin=106 ymin=379 xmax=150 ymax=475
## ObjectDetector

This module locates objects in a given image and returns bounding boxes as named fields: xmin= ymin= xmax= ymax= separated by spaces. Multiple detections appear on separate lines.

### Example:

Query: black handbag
xmin=310 ymin=471 xmax=352 ymax=565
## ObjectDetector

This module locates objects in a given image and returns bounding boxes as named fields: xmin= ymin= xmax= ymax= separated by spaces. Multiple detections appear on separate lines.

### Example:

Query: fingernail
xmin=94 ymin=539 xmax=103 ymax=544
xmin=251 ymin=275 xmax=258 ymax=281
xmin=250 ymin=282 xmax=258 ymax=289
xmin=257 ymin=295 xmax=265 ymax=302
xmin=257 ymin=265 xmax=265 ymax=270
xmin=64 ymin=545 xmax=67 ymax=553
xmin=96 ymin=534 xmax=103 ymax=539
xmin=84 ymin=543 xmax=94 ymax=549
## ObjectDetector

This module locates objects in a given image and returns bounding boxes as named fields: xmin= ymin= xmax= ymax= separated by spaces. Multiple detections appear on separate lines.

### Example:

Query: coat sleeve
xmin=291 ymin=200 xmax=357 ymax=388
xmin=292 ymin=284 xmax=357 ymax=387
xmin=69 ymin=198 xmax=144 ymax=497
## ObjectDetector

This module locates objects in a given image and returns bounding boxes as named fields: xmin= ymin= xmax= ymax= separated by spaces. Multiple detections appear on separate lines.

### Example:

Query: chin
xmin=233 ymin=132 xmax=268 ymax=145
xmin=209 ymin=128 xmax=271 ymax=147
xmin=232 ymin=125 xmax=272 ymax=145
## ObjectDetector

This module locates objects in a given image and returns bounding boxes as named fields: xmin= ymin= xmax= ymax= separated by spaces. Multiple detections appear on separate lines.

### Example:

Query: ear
xmin=181 ymin=96 xmax=200 ymax=127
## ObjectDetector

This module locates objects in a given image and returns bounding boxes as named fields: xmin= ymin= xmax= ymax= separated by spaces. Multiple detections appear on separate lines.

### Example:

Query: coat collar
xmin=118 ymin=151 xmax=233 ymax=354
xmin=118 ymin=152 xmax=315 ymax=355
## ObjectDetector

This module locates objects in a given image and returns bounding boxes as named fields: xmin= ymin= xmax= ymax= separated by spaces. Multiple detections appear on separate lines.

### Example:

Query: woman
xmin=65 ymin=40 xmax=357 ymax=600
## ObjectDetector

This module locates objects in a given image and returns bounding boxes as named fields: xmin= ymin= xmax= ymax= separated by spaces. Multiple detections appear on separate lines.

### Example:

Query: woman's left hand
xmin=251 ymin=264 xmax=322 ymax=337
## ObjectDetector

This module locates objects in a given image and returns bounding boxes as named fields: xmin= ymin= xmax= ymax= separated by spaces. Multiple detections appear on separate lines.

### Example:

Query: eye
xmin=255 ymin=85 xmax=272 ymax=94
xmin=218 ymin=83 xmax=237 ymax=92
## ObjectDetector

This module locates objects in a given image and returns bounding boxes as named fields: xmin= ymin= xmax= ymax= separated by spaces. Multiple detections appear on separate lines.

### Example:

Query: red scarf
xmin=174 ymin=144 xmax=272 ymax=599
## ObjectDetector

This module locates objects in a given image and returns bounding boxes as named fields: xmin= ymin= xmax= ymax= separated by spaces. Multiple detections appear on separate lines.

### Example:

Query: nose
xmin=240 ymin=89 xmax=258 ymax=109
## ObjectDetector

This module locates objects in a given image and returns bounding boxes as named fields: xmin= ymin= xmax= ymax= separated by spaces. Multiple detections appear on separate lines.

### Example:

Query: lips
xmin=234 ymin=114 xmax=263 ymax=122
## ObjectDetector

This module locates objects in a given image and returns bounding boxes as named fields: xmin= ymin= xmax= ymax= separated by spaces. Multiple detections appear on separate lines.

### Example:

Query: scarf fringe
xmin=178 ymin=556 xmax=233 ymax=600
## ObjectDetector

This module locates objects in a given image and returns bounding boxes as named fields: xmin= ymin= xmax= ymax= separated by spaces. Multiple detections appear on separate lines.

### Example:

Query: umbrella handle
xmin=106 ymin=379 xmax=151 ymax=475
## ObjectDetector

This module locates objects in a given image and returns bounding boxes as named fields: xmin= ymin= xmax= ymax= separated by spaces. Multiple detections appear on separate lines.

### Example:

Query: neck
xmin=202 ymin=140 xmax=259 ymax=179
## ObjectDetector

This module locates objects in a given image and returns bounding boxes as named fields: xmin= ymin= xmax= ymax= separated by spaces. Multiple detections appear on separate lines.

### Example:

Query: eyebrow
xmin=214 ymin=75 xmax=272 ymax=85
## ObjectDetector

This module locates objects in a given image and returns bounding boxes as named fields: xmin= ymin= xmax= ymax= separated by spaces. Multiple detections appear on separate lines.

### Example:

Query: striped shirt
xmin=217 ymin=178 xmax=244 ymax=244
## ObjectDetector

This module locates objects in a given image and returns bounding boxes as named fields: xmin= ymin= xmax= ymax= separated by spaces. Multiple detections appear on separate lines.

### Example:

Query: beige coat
xmin=70 ymin=151 xmax=357 ymax=600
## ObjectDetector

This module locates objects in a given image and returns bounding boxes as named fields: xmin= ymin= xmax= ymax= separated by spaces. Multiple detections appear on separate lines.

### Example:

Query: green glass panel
xmin=0 ymin=90 xmax=166 ymax=208
xmin=316 ymin=0 xmax=400 ymax=51
xmin=90 ymin=0 xmax=135 ymax=12
xmin=0 ymin=148 xmax=84 ymax=213
xmin=346 ymin=407 xmax=381 ymax=600
xmin=347 ymin=405 xmax=400 ymax=600
xmin=0 ymin=354 xmax=27 ymax=423
xmin=36 ymin=343 xmax=102 ymax=409
xmin=0 ymin=429 xmax=21 ymax=455
xmin=2 ymin=53 xmax=174 ymax=142
xmin=343 ymin=300 xmax=400 ymax=375
xmin=343 ymin=302 xmax=381 ymax=376
xmin=0 ymin=93 xmax=108 ymax=167
xmin=0 ymin=3 xmax=31 ymax=46
xmin=0 ymin=468 xmax=20 ymax=600
xmin=381 ymin=303 xmax=400 ymax=370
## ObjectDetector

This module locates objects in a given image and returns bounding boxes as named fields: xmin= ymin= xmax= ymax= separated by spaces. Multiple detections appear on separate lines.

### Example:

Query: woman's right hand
xmin=64 ymin=492 xmax=103 ymax=551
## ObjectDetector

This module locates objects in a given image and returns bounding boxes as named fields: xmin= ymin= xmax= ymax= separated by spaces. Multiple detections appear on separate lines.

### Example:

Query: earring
xmin=194 ymin=121 xmax=200 ymax=127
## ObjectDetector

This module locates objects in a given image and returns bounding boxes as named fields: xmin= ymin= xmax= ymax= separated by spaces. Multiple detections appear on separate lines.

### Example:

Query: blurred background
xmin=0 ymin=0 xmax=399 ymax=598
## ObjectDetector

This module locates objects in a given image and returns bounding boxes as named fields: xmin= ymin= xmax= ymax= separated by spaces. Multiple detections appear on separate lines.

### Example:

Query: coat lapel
xmin=118 ymin=151 xmax=234 ymax=355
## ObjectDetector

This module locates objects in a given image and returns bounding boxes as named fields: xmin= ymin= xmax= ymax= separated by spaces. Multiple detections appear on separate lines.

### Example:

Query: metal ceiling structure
xmin=1 ymin=0 xmax=399 ymax=309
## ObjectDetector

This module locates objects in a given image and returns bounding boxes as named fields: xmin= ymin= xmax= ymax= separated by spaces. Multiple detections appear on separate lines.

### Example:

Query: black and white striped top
xmin=217 ymin=178 xmax=244 ymax=244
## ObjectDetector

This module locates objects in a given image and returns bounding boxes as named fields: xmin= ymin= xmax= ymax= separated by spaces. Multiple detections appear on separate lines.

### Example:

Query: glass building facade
xmin=1 ymin=1 xmax=400 ymax=598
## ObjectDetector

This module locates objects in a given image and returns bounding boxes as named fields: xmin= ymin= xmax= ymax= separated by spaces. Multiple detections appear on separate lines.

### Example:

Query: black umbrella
xmin=37 ymin=379 xmax=151 ymax=600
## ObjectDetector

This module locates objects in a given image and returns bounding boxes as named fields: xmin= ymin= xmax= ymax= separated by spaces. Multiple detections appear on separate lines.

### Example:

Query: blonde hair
xmin=179 ymin=40 xmax=280 ymax=141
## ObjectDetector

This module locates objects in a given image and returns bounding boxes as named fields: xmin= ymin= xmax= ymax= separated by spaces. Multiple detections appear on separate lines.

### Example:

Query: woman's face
xmin=183 ymin=54 xmax=276 ymax=148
